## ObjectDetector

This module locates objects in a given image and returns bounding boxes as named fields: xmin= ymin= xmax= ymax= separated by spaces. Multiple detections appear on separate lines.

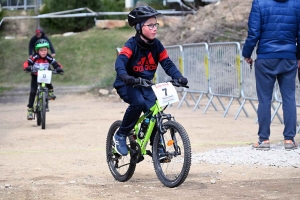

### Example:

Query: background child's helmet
xmin=35 ymin=28 xmax=44 ymax=35
xmin=35 ymin=39 xmax=49 ymax=51
xmin=127 ymin=6 xmax=161 ymax=27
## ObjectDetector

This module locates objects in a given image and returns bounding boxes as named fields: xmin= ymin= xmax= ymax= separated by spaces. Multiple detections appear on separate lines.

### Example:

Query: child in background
xmin=23 ymin=39 xmax=63 ymax=120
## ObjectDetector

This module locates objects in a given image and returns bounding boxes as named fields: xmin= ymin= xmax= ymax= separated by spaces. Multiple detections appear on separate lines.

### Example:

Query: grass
xmin=0 ymin=86 xmax=13 ymax=95
xmin=0 ymin=27 xmax=135 ymax=88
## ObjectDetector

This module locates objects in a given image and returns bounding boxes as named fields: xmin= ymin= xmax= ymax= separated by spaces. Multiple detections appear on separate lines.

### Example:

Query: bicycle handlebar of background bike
xmin=25 ymin=69 xmax=64 ymax=75
xmin=133 ymin=78 xmax=189 ymax=88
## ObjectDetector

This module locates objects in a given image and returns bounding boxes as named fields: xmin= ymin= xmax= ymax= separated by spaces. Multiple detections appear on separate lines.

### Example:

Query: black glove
xmin=56 ymin=67 xmax=63 ymax=73
xmin=25 ymin=66 xmax=32 ymax=72
xmin=120 ymin=74 xmax=139 ymax=86
xmin=178 ymin=76 xmax=188 ymax=85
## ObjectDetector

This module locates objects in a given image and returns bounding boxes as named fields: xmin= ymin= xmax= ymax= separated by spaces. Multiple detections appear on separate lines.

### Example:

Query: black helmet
xmin=128 ymin=6 xmax=161 ymax=27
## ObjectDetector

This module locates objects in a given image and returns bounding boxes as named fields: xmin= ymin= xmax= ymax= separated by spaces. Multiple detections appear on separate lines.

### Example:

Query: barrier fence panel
xmin=177 ymin=43 xmax=217 ymax=111
xmin=235 ymin=43 xmax=258 ymax=120
xmin=155 ymin=45 xmax=188 ymax=106
xmin=204 ymin=42 xmax=245 ymax=117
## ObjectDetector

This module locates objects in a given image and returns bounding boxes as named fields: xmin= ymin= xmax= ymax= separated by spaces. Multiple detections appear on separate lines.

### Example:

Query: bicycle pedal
xmin=146 ymin=150 xmax=153 ymax=157
xmin=160 ymin=157 xmax=171 ymax=163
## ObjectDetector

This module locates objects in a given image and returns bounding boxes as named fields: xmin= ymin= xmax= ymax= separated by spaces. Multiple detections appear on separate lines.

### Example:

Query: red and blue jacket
xmin=23 ymin=54 xmax=62 ymax=76
xmin=113 ymin=36 xmax=183 ymax=88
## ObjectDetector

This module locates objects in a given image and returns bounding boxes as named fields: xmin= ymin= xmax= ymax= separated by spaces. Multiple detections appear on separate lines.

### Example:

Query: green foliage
xmin=98 ymin=0 xmax=125 ymax=20
xmin=40 ymin=0 xmax=102 ymax=33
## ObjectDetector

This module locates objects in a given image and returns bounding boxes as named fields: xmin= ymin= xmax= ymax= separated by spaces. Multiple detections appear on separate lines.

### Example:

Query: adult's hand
xmin=51 ymin=53 xmax=56 ymax=57
xmin=244 ymin=58 xmax=253 ymax=65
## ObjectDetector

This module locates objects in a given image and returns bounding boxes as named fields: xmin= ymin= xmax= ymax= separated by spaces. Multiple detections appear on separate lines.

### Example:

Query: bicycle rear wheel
xmin=152 ymin=120 xmax=191 ymax=188
xmin=41 ymin=92 xmax=46 ymax=129
xmin=106 ymin=120 xmax=136 ymax=182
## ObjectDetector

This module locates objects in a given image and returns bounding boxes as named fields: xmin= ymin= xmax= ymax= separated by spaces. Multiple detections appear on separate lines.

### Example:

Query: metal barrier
xmin=156 ymin=45 xmax=184 ymax=82
xmin=204 ymin=42 xmax=245 ymax=117
xmin=2 ymin=0 xmax=43 ymax=10
xmin=177 ymin=43 xmax=217 ymax=111
xmin=234 ymin=44 xmax=258 ymax=120
xmin=155 ymin=45 xmax=188 ymax=105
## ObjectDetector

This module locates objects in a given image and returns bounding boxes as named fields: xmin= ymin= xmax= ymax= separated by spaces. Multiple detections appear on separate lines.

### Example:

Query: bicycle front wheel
xmin=152 ymin=120 xmax=191 ymax=188
xmin=106 ymin=120 xmax=136 ymax=182
xmin=36 ymin=106 xmax=41 ymax=126
xmin=41 ymin=92 xmax=46 ymax=129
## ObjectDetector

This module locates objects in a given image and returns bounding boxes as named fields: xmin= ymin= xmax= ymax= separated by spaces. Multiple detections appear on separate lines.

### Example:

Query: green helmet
xmin=35 ymin=39 xmax=50 ymax=51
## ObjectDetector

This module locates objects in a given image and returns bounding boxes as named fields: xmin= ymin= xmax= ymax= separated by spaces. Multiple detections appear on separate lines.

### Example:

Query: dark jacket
xmin=28 ymin=33 xmax=55 ymax=56
xmin=242 ymin=0 xmax=300 ymax=60
xmin=113 ymin=36 xmax=183 ymax=88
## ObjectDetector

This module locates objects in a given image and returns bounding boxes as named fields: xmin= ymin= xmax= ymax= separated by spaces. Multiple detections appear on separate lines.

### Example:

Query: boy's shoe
xmin=113 ymin=133 xmax=128 ymax=156
xmin=27 ymin=108 xmax=33 ymax=120
xmin=252 ymin=140 xmax=270 ymax=150
xmin=284 ymin=140 xmax=298 ymax=150
xmin=48 ymin=90 xmax=56 ymax=100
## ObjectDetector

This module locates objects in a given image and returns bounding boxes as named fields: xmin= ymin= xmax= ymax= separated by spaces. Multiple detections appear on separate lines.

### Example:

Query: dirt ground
xmin=0 ymin=93 xmax=300 ymax=200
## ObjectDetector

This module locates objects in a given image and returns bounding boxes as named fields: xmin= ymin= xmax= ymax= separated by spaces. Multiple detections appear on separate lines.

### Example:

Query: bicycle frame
xmin=34 ymin=82 xmax=48 ymax=114
xmin=133 ymin=100 xmax=173 ymax=156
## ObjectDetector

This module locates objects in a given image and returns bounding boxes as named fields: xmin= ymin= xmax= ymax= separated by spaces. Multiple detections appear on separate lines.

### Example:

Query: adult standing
xmin=28 ymin=28 xmax=56 ymax=57
xmin=243 ymin=0 xmax=300 ymax=150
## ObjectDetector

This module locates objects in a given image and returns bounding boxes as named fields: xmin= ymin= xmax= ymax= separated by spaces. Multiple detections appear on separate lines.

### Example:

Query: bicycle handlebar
xmin=133 ymin=78 xmax=189 ymax=88
xmin=24 ymin=69 xmax=64 ymax=75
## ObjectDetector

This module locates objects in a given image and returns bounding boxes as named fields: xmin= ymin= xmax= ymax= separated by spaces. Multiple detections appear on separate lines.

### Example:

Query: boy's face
xmin=38 ymin=48 xmax=48 ymax=58
xmin=142 ymin=17 xmax=158 ymax=40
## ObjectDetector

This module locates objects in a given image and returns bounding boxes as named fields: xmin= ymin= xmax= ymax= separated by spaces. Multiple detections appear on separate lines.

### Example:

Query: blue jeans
xmin=255 ymin=58 xmax=297 ymax=142
xmin=116 ymin=85 xmax=156 ymax=136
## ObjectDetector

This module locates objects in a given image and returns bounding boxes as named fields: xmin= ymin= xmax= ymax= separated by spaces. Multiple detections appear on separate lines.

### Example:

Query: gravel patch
xmin=192 ymin=143 xmax=300 ymax=168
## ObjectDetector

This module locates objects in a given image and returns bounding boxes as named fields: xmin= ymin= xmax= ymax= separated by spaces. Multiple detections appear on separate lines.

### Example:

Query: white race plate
xmin=37 ymin=70 xmax=52 ymax=84
xmin=151 ymin=82 xmax=179 ymax=106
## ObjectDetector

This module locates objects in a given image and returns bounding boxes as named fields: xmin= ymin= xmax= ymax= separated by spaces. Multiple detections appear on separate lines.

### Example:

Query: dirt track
xmin=0 ymin=93 xmax=300 ymax=200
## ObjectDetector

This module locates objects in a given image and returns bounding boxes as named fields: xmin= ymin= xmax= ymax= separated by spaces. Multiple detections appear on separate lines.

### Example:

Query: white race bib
xmin=151 ymin=82 xmax=179 ymax=106
xmin=37 ymin=70 xmax=52 ymax=84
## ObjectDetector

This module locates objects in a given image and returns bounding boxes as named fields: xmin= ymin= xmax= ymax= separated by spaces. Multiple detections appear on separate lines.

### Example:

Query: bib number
xmin=152 ymin=82 xmax=179 ymax=106
xmin=37 ymin=70 xmax=52 ymax=84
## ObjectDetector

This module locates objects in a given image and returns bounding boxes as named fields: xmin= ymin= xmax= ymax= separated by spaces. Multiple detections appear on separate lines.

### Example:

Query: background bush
xmin=39 ymin=0 xmax=130 ymax=33
xmin=40 ymin=0 xmax=103 ymax=33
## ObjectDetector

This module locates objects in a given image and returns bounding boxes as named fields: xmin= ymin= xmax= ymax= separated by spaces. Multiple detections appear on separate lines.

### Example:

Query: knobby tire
xmin=106 ymin=120 xmax=136 ymax=182
xmin=41 ymin=92 xmax=46 ymax=129
xmin=152 ymin=120 xmax=191 ymax=188
xmin=36 ymin=96 xmax=41 ymax=126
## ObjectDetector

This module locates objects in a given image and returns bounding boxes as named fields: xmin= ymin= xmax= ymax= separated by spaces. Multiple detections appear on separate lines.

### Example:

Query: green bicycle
xmin=106 ymin=79 xmax=191 ymax=188
xmin=33 ymin=69 xmax=62 ymax=129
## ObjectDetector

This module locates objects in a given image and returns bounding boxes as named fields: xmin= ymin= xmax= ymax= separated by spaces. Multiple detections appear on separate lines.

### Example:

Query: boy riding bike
xmin=113 ymin=6 xmax=188 ymax=156
xmin=23 ymin=39 xmax=63 ymax=120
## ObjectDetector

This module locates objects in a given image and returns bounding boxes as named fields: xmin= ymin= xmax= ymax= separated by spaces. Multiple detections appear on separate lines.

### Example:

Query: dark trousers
xmin=116 ymin=85 xmax=156 ymax=138
xmin=27 ymin=74 xmax=53 ymax=108
xmin=255 ymin=58 xmax=297 ymax=142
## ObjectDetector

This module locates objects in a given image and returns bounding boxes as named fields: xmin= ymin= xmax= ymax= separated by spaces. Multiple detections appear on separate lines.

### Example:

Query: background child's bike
xmin=30 ymin=68 xmax=63 ymax=129
xmin=106 ymin=79 xmax=191 ymax=188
